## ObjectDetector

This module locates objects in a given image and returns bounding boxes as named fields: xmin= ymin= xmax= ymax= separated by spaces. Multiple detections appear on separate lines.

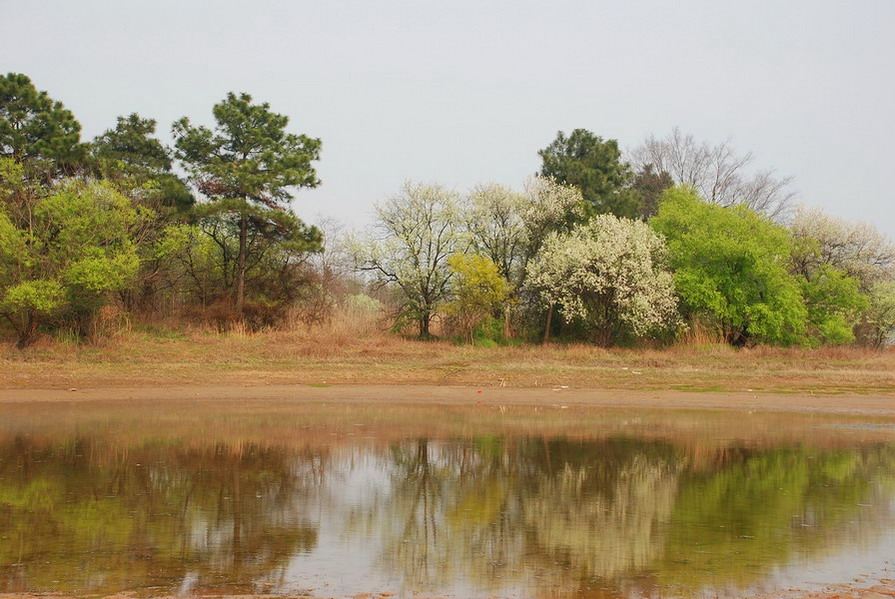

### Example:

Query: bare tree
xmin=630 ymin=127 xmax=795 ymax=219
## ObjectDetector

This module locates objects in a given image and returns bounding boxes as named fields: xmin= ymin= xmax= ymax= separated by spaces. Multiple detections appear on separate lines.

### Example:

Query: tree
xmin=798 ymin=265 xmax=868 ymax=345
xmin=350 ymin=181 xmax=462 ymax=338
xmin=444 ymin=253 xmax=510 ymax=343
xmin=789 ymin=205 xmax=895 ymax=291
xmin=91 ymin=113 xmax=193 ymax=212
xmin=0 ymin=73 xmax=84 ymax=180
xmin=538 ymin=129 xmax=641 ymax=218
xmin=633 ymin=164 xmax=673 ymax=219
xmin=464 ymin=177 xmax=583 ymax=291
xmin=859 ymin=282 xmax=895 ymax=348
xmin=0 ymin=180 xmax=141 ymax=347
xmin=630 ymin=127 xmax=794 ymax=219
xmin=528 ymin=215 xmax=679 ymax=345
xmin=651 ymin=185 xmax=806 ymax=346
xmin=154 ymin=208 xmax=321 ymax=328
xmin=172 ymin=92 xmax=322 ymax=312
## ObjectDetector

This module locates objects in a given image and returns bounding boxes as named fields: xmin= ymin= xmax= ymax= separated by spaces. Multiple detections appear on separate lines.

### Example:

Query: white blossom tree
xmin=789 ymin=205 xmax=895 ymax=290
xmin=859 ymin=281 xmax=895 ymax=348
xmin=464 ymin=176 xmax=583 ymax=290
xmin=350 ymin=181 xmax=462 ymax=338
xmin=464 ymin=177 xmax=584 ymax=337
xmin=528 ymin=215 xmax=679 ymax=345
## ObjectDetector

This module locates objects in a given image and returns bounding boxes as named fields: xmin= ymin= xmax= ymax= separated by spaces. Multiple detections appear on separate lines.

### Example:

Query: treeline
xmin=1 ymin=73 xmax=894 ymax=349
xmin=1 ymin=74 xmax=324 ymax=347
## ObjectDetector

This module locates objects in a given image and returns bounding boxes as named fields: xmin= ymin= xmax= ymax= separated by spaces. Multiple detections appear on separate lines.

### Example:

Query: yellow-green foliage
xmin=652 ymin=185 xmax=807 ymax=346
xmin=0 ymin=179 xmax=144 ymax=346
xmin=445 ymin=253 xmax=510 ymax=342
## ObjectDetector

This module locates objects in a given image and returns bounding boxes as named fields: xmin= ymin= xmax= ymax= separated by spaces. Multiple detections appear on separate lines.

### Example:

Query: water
xmin=1 ymin=397 xmax=894 ymax=598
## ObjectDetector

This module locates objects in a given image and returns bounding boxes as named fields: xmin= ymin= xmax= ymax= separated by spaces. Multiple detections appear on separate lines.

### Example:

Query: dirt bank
xmin=1 ymin=382 xmax=894 ymax=416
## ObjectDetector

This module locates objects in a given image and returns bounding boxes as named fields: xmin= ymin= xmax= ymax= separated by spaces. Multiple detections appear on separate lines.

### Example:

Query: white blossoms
xmin=529 ymin=214 xmax=679 ymax=340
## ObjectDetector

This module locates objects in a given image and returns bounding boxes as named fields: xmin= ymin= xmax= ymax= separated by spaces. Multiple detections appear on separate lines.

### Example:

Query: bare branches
xmin=630 ymin=127 xmax=794 ymax=219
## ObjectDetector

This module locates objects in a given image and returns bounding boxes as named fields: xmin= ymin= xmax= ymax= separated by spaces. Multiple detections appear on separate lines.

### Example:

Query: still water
xmin=1 ymin=397 xmax=894 ymax=598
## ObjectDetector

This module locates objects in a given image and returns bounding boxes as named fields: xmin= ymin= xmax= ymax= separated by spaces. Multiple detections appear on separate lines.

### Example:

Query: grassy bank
xmin=1 ymin=323 xmax=894 ymax=395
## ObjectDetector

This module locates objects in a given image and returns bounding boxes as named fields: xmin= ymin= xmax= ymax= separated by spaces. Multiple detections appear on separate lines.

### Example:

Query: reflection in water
xmin=0 ymin=439 xmax=321 ymax=593
xmin=0 ymin=403 xmax=894 ymax=598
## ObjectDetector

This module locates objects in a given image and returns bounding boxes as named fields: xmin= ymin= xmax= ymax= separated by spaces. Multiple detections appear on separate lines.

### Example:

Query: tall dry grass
xmin=3 ymin=300 xmax=895 ymax=394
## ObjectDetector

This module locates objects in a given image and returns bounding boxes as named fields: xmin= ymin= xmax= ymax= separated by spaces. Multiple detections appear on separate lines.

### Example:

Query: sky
xmin=2 ymin=0 xmax=893 ymax=236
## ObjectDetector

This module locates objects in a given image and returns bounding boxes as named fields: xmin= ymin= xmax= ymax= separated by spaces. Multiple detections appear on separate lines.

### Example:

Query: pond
xmin=1 ymin=397 xmax=894 ymax=598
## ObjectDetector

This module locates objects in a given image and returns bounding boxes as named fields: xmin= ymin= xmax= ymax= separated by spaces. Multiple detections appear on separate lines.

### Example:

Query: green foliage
xmin=633 ymin=163 xmax=673 ymax=219
xmin=652 ymin=185 xmax=807 ymax=346
xmin=799 ymin=265 xmax=868 ymax=345
xmin=90 ymin=113 xmax=193 ymax=212
xmin=445 ymin=253 xmax=510 ymax=343
xmin=0 ymin=279 xmax=65 ymax=315
xmin=0 ymin=180 xmax=142 ymax=346
xmin=173 ymin=92 xmax=321 ymax=203
xmin=0 ymin=73 xmax=84 ymax=178
xmin=538 ymin=128 xmax=641 ymax=218
xmin=173 ymin=92 xmax=322 ymax=311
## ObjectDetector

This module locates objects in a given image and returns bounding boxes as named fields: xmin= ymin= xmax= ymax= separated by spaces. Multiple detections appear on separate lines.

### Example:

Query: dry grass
xmin=1 ymin=312 xmax=894 ymax=395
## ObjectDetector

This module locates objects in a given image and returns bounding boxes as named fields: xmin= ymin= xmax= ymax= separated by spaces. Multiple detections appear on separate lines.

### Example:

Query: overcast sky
xmin=3 ymin=0 xmax=893 ymax=235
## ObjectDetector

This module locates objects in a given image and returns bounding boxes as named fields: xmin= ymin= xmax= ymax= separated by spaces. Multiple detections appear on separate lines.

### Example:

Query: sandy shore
xmin=2 ymin=382 xmax=894 ymax=416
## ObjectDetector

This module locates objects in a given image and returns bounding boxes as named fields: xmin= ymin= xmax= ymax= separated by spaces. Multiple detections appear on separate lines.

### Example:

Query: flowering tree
xmin=464 ymin=177 xmax=584 ymax=337
xmin=859 ymin=282 xmax=895 ymax=348
xmin=464 ymin=176 xmax=583 ymax=291
xmin=789 ymin=205 xmax=895 ymax=290
xmin=529 ymin=215 xmax=679 ymax=345
xmin=351 ymin=181 xmax=462 ymax=338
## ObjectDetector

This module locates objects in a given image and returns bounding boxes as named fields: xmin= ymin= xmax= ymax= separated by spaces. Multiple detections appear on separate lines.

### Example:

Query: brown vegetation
xmin=2 ymin=310 xmax=893 ymax=396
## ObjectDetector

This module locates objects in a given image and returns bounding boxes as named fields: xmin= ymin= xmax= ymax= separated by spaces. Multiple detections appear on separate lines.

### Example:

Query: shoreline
xmin=2 ymin=382 xmax=894 ymax=416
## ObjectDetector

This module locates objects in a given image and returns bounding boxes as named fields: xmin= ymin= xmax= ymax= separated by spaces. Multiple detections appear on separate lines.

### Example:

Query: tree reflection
xmin=2 ymin=429 xmax=895 ymax=598
xmin=365 ymin=437 xmax=895 ymax=597
xmin=0 ymin=437 xmax=323 ymax=593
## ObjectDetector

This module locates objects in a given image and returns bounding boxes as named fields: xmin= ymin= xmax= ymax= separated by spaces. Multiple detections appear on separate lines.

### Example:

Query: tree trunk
xmin=15 ymin=314 xmax=38 ymax=350
xmin=235 ymin=212 xmax=247 ymax=313
xmin=543 ymin=303 xmax=554 ymax=344
xmin=419 ymin=312 xmax=431 ymax=339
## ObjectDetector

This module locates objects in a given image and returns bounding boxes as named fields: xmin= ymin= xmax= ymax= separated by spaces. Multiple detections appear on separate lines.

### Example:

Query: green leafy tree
xmin=172 ymin=92 xmax=322 ymax=312
xmin=444 ymin=253 xmax=510 ymax=343
xmin=798 ymin=264 xmax=868 ymax=345
xmin=0 ymin=73 xmax=85 ymax=180
xmin=651 ymin=185 xmax=807 ymax=346
xmin=91 ymin=113 xmax=193 ymax=212
xmin=0 ymin=180 xmax=141 ymax=347
xmin=538 ymin=128 xmax=641 ymax=218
